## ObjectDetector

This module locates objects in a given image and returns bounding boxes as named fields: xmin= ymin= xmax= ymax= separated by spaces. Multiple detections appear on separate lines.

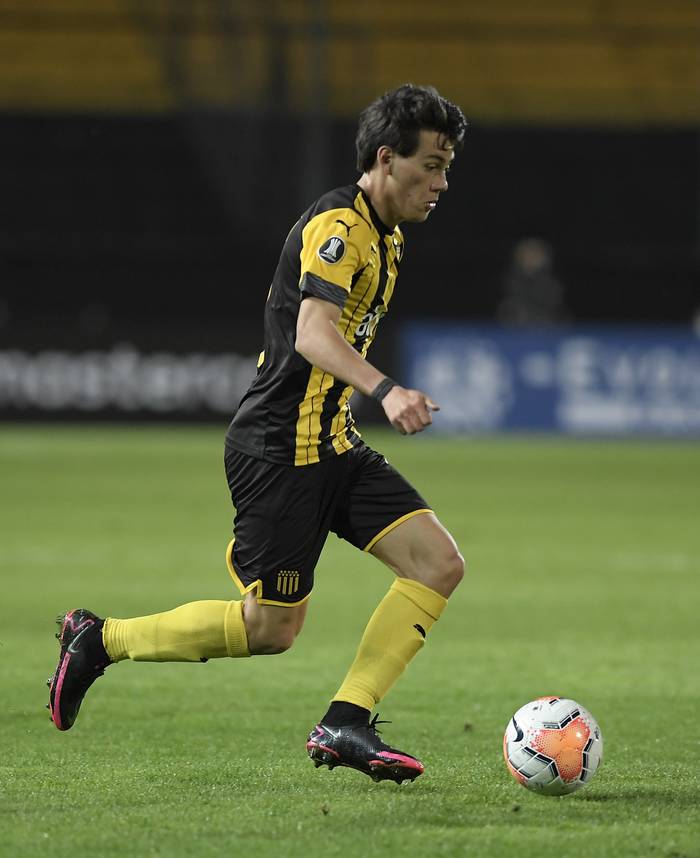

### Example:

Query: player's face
xmin=388 ymin=130 xmax=455 ymax=224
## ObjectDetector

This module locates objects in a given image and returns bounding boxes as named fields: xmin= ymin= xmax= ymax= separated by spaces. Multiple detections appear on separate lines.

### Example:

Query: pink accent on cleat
xmin=307 ymin=741 xmax=340 ymax=759
xmin=373 ymin=752 xmax=424 ymax=773
xmin=60 ymin=610 xmax=94 ymax=641
xmin=50 ymin=652 xmax=72 ymax=730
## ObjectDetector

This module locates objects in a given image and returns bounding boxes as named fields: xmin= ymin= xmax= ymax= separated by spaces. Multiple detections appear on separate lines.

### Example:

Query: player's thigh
xmin=330 ymin=443 xmax=432 ymax=554
xmin=369 ymin=511 xmax=464 ymax=598
xmin=332 ymin=443 xmax=463 ymax=596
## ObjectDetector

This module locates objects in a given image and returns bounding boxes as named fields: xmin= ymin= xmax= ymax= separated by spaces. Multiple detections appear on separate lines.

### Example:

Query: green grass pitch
xmin=1 ymin=425 xmax=699 ymax=857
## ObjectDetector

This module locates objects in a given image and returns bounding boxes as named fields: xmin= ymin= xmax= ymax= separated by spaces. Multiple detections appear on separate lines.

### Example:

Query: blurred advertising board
xmin=0 ymin=346 xmax=258 ymax=421
xmin=402 ymin=325 xmax=700 ymax=435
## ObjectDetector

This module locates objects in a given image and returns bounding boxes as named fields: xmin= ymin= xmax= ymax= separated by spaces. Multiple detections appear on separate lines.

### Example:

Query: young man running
xmin=48 ymin=84 xmax=468 ymax=785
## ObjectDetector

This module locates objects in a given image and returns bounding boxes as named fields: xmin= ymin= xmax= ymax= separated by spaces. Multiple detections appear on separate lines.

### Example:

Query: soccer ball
xmin=503 ymin=696 xmax=603 ymax=796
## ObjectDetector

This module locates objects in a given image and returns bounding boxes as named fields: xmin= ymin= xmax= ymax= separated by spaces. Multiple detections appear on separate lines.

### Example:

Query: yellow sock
xmin=102 ymin=600 xmax=250 ymax=662
xmin=332 ymin=577 xmax=447 ymax=711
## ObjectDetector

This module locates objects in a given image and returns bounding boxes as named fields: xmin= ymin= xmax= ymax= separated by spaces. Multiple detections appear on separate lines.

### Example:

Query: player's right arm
xmin=295 ymin=296 xmax=439 ymax=436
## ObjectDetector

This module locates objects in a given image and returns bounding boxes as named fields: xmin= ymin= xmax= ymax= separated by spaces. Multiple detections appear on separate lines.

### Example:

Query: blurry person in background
xmin=48 ymin=84 xmax=468 ymax=787
xmin=691 ymin=305 xmax=700 ymax=337
xmin=497 ymin=237 xmax=569 ymax=326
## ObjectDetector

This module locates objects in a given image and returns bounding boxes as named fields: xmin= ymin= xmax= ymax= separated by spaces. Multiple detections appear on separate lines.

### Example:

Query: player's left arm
xmin=295 ymin=297 xmax=439 ymax=435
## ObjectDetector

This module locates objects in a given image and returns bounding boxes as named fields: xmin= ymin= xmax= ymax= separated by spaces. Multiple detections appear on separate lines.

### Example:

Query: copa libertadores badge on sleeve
xmin=317 ymin=236 xmax=346 ymax=264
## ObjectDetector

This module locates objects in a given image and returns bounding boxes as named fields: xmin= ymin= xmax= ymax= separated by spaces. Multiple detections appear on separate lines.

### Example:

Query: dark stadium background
xmin=1 ymin=1 xmax=698 ymax=422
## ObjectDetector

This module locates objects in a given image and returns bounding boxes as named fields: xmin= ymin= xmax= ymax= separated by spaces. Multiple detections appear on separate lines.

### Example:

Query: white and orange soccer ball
xmin=503 ymin=696 xmax=603 ymax=796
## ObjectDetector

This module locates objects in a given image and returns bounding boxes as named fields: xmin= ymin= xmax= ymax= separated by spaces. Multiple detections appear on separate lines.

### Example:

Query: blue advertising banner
xmin=401 ymin=325 xmax=700 ymax=435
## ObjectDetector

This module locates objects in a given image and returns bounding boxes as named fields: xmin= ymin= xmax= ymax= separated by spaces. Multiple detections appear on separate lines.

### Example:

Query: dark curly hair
xmin=356 ymin=84 xmax=468 ymax=173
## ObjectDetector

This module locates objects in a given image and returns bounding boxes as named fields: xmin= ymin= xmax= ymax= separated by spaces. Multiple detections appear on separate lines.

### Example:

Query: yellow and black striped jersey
xmin=226 ymin=184 xmax=404 ymax=466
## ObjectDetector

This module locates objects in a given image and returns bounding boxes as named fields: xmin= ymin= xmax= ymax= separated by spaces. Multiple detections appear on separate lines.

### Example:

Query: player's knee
xmin=253 ymin=636 xmax=296 ymax=656
xmin=442 ymin=548 xmax=465 ymax=594
xmin=425 ymin=547 xmax=465 ymax=598
xmin=245 ymin=613 xmax=301 ymax=656
xmin=248 ymin=625 xmax=298 ymax=656
xmin=242 ymin=596 xmax=307 ymax=656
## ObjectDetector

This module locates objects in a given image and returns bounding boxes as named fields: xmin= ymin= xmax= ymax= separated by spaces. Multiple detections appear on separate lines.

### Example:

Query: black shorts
xmin=224 ymin=441 xmax=431 ymax=606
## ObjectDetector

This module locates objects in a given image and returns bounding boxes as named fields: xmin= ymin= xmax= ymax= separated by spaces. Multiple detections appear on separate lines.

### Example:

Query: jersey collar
xmin=356 ymin=186 xmax=394 ymax=237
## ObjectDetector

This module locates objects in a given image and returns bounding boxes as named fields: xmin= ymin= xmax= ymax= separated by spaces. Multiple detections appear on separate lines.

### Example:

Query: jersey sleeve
xmin=298 ymin=209 xmax=368 ymax=309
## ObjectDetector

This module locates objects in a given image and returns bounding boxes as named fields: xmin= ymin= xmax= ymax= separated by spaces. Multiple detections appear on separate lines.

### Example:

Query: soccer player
xmin=48 ymin=84 xmax=468 ymax=785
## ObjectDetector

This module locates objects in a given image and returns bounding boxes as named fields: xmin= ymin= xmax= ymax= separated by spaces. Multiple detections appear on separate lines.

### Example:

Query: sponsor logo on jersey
xmin=317 ymin=236 xmax=346 ymax=264
xmin=355 ymin=307 xmax=385 ymax=339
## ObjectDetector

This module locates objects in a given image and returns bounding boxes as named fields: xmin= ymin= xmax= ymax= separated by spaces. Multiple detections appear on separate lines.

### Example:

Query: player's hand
xmin=381 ymin=386 xmax=440 ymax=435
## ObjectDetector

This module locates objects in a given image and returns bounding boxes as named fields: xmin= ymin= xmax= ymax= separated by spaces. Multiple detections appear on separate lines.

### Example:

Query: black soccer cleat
xmin=306 ymin=714 xmax=425 ymax=784
xmin=47 ymin=609 xmax=111 ymax=731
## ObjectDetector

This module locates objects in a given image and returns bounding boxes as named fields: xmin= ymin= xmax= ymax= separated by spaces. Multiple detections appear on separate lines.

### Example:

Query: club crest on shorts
xmin=317 ymin=235 xmax=346 ymax=264
xmin=277 ymin=570 xmax=300 ymax=596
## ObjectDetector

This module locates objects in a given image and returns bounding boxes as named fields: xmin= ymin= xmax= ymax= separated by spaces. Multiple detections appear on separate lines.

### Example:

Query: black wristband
xmin=370 ymin=377 xmax=398 ymax=403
